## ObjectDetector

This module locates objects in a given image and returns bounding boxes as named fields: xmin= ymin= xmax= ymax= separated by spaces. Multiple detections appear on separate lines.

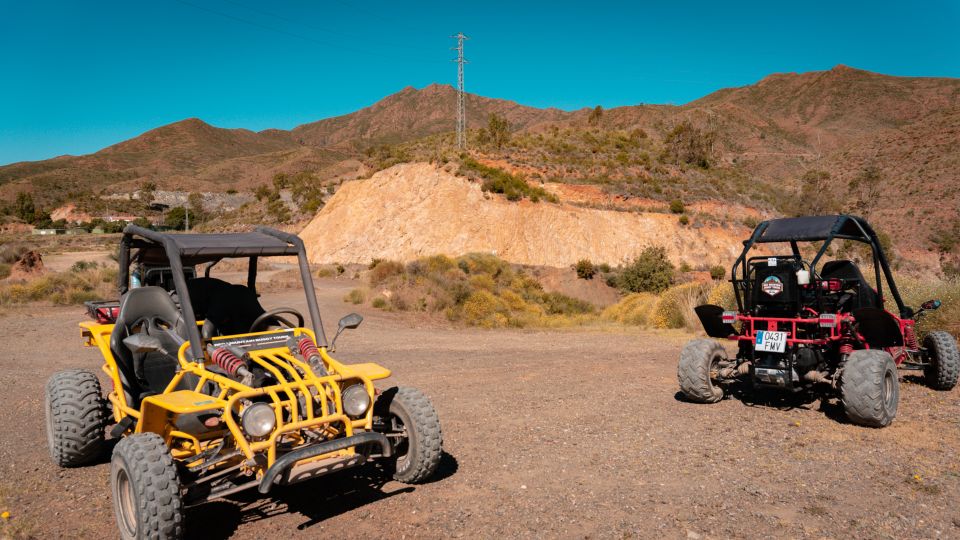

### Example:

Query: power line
xmin=451 ymin=32 xmax=468 ymax=150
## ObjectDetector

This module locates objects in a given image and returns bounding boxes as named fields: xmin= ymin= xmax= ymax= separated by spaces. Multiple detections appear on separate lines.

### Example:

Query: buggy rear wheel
xmin=45 ymin=369 xmax=107 ymax=467
xmin=923 ymin=331 xmax=959 ymax=391
xmin=678 ymin=339 xmax=726 ymax=403
xmin=373 ymin=386 xmax=442 ymax=484
xmin=110 ymin=433 xmax=184 ymax=540
xmin=841 ymin=350 xmax=899 ymax=428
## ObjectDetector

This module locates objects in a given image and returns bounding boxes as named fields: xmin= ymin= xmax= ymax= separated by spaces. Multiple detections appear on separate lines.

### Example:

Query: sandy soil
xmin=40 ymin=250 xmax=114 ymax=273
xmin=1 ymin=278 xmax=958 ymax=539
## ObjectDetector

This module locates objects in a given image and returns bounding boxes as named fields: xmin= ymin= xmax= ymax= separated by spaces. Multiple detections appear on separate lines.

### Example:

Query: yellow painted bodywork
xmin=80 ymin=322 xmax=391 ymax=472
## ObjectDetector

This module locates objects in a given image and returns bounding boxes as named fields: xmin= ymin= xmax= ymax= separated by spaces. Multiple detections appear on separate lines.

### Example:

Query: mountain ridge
xmin=1 ymin=65 xmax=958 ymax=274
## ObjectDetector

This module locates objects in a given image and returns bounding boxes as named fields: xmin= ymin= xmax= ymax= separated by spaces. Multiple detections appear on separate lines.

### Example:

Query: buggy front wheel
xmin=373 ymin=387 xmax=442 ymax=484
xmin=923 ymin=331 xmax=959 ymax=391
xmin=110 ymin=433 xmax=184 ymax=540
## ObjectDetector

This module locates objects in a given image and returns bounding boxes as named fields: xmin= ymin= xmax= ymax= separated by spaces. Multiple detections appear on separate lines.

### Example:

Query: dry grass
xmin=0 ymin=263 xmax=117 ymax=306
xmin=350 ymin=253 xmax=594 ymax=328
xmin=603 ymin=282 xmax=726 ymax=332
xmin=897 ymin=277 xmax=960 ymax=338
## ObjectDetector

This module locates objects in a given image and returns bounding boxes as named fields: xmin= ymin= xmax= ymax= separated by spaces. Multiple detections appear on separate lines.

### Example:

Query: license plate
xmin=755 ymin=330 xmax=788 ymax=353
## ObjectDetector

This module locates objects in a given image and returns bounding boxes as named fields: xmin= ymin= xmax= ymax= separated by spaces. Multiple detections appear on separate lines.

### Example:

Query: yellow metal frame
xmin=80 ymin=322 xmax=391 ymax=471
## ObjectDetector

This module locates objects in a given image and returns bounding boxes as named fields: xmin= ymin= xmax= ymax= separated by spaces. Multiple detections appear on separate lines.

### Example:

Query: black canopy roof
xmin=756 ymin=215 xmax=871 ymax=243
xmin=126 ymin=227 xmax=300 ymax=264
xmin=118 ymin=225 xmax=329 ymax=356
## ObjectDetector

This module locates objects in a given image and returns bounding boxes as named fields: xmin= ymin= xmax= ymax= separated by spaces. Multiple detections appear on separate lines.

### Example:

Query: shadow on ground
xmin=674 ymin=383 xmax=854 ymax=425
xmin=185 ymin=451 xmax=458 ymax=539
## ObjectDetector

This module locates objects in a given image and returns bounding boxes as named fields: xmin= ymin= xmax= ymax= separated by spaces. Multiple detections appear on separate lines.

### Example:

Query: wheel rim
xmin=709 ymin=356 xmax=721 ymax=383
xmin=883 ymin=369 xmax=895 ymax=410
xmin=389 ymin=414 xmax=411 ymax=472
xmin=115 ymin=467 xmax=137 ymax=537
xmin=708 ymin=355 xmax=724 ymax=395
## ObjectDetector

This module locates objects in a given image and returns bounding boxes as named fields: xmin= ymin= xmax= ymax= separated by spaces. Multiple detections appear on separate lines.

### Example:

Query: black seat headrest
xmin=115 ymin=286 xmax=185 ymax=337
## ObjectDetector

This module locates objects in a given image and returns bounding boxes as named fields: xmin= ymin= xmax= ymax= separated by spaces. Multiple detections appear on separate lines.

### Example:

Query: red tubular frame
xmin=730 ymin=309 xmax=917 ymax=366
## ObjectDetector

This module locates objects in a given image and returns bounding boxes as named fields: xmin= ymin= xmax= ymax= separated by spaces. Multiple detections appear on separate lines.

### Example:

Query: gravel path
xmin=1 ymin=280 xmax=958 ymax=539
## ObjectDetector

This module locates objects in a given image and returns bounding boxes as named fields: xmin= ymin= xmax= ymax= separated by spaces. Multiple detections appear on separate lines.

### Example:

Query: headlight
xmin=240 ymin=403 xmax=276 ymax=438
xmin=341 ymin=384 xmax=371 ymax=418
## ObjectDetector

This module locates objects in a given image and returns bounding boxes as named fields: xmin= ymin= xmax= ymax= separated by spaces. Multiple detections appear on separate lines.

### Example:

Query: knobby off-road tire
xmin=111 ymin=433 xmax=184 ymax=540
xmin=923 ymin=331 xmax=960 ymax=391
xmin=678 ymin=339 xmax=726 ymax=403
xmin=374 ymin=386 xmax=442 ymax=484
xmin=842 ymin=350 xmax=899 ymax=428
xmin=45 ymin=369 xmax=107 ymax=467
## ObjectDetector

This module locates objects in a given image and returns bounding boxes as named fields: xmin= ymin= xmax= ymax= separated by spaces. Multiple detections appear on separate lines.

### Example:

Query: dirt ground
xmin=1 ymin=278 xmax=959 ymax=539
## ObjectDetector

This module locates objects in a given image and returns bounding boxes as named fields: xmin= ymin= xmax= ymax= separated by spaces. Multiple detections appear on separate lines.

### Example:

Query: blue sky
xmin=1 ymin=0 xmax=958 ymax=165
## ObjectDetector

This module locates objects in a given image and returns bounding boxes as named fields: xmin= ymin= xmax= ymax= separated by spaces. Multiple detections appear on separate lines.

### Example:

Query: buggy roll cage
xmin=731 ymin=215 xmax=907 ymax=317
xmin=116 ymin=225 xmax=328 ymax=361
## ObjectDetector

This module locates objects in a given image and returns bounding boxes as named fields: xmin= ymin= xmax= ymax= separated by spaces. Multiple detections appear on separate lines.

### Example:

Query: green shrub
xmin=371 ymin=297 xmax=388 ymax=309
xmin=709 ymin=265 xmax=726 ymax=281
xmin=597 ymin=263 xmax=612 ymax=273
xmin=541 ymin=292 xmax=593 ymax=315
xmin=616 ymin=246 xmax=675 ymax=293
xmin=575 ymin=259 xmax=596 ymax=280
xmin=70 ymin=261 xmax=97 ymax=272
xmin=459 ymin=158 xmax=558 ymax=203
xmin=678 ymin=215 xmax=689 ymax=226
xmin=669 ymin=199 xmax=685 ymax=214
xmin=0 ymin=263 xmax=9 ymax=280
xmin=661 ymin=121 xmax=716 ymax=169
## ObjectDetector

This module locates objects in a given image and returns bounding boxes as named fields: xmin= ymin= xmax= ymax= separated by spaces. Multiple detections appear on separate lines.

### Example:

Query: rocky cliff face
xmin=300 ymin=163 xmax=748 ymax=267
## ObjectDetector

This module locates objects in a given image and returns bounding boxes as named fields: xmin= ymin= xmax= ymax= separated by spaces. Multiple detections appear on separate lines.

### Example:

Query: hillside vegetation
xmin=2 ymin=65 xmax=959 ymax=274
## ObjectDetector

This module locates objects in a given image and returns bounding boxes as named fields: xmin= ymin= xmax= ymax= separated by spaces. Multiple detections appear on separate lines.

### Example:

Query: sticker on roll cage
xmin=211 ymin=330 xmax=297 ymax=351
xmin=761 ymin=275 xmax=783 ymax=296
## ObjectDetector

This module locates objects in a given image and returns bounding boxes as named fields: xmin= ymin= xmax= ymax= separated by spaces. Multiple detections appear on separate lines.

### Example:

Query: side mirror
xmin=338 ymin=313 xmax=363 ymax=330
xmin=123 ymin=333 xmax=164 ymax=354
xmin=330 ymin=313 xmax=363 ymax=352
xmin=920 ymin=299 xmax=942 ymax=311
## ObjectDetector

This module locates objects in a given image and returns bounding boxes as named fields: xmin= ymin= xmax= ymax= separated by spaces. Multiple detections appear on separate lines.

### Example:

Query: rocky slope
xmin=300 ymin=163 xmax=747 ymax=267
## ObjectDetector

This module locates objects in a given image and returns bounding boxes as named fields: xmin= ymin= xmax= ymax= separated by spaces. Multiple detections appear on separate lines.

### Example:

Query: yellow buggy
xmin=45 ymin=226 xmax=442 ymax=539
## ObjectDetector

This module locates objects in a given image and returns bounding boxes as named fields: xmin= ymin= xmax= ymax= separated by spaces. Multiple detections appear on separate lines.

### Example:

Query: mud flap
xmin=852 ymin=307 xmax=904 ymax=348
xmin=695 ymin=304 xmax=737 ymax=339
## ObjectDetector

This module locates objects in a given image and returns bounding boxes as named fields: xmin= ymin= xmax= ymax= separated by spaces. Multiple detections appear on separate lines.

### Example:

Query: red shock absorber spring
xmin=295 ymin=336 xmax=321 ymax=362
xmin=904 ymin=325 xmax=919 ymax=350
xmin=211 ymin=347 xmax=246 ymax=377
xmin=839 ymin=343 xmax=854 ymax=356
xmin=290 ymin=335 xmax=328 ymax=375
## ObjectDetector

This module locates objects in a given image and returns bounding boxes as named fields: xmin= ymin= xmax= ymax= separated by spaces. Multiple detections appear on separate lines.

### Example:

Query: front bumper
xmin=258 ymin=432 xmax=391 ymax=494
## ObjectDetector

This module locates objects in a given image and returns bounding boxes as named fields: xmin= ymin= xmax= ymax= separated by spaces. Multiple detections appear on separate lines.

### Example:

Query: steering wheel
xmin=248 ymin=308 xmax=305 ymax=333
